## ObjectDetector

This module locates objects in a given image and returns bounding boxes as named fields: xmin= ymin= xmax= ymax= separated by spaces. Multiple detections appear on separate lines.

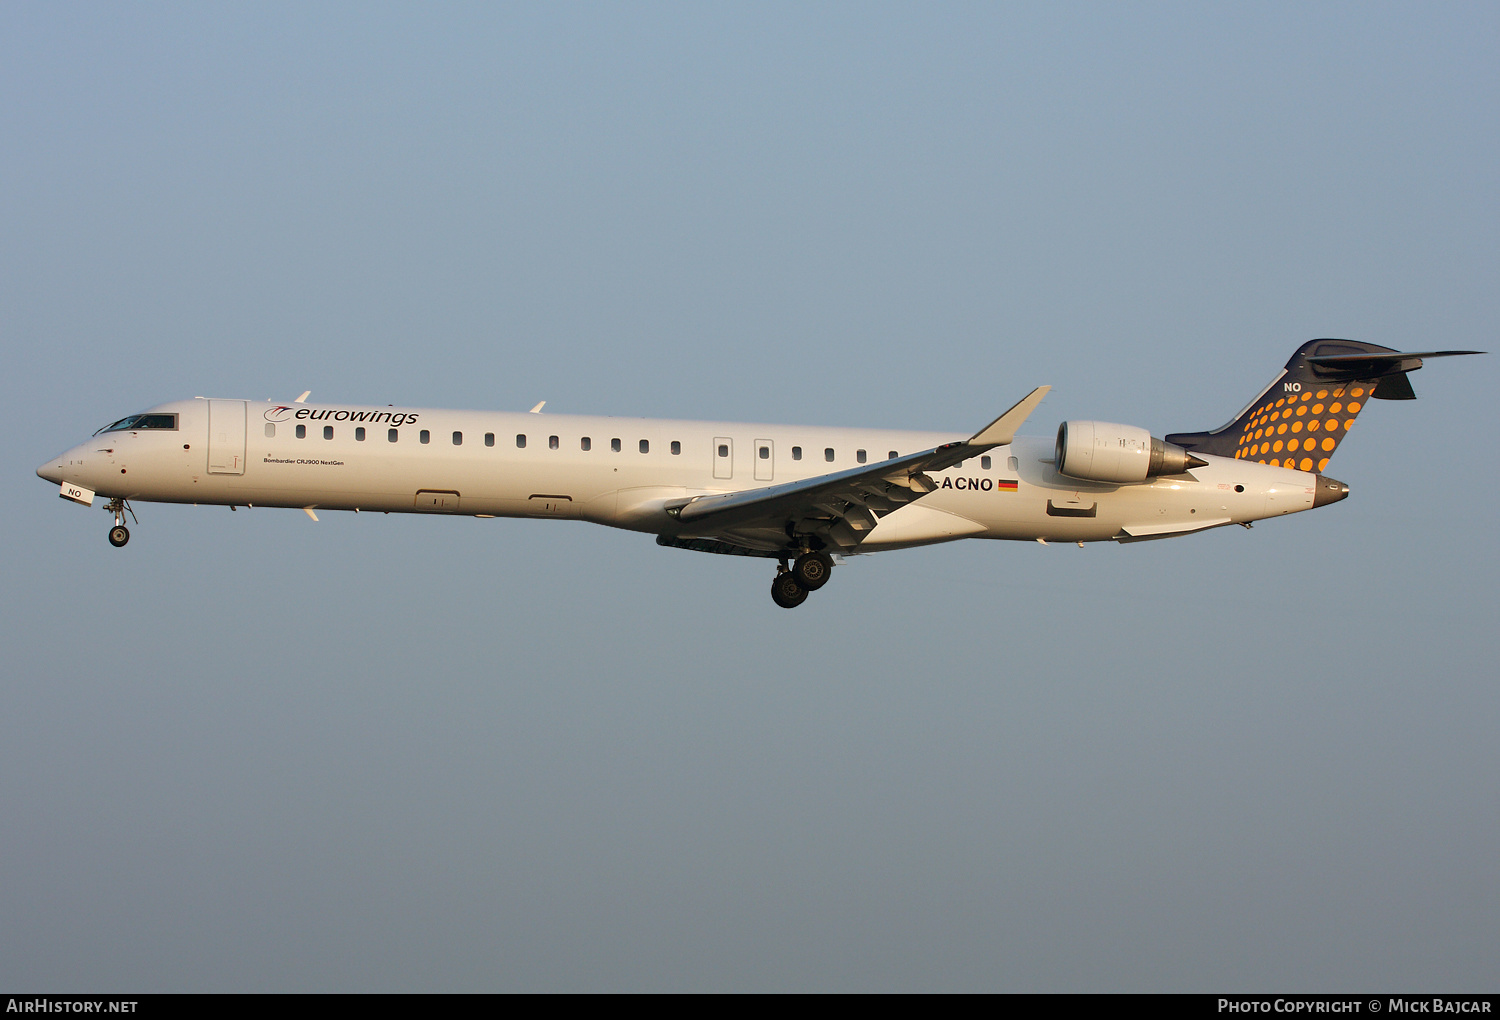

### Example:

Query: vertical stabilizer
xmin=1165 ymin=339 xmax=1479 ymax=471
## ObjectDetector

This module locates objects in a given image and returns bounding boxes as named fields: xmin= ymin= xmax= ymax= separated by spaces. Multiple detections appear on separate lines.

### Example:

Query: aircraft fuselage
xmin=38 ymin=396 xmax=1322 ymax=551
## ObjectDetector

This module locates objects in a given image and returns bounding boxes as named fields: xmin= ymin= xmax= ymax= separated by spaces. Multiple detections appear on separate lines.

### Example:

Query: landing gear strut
xmin=105 ymin=497 xmax=136 ymax=548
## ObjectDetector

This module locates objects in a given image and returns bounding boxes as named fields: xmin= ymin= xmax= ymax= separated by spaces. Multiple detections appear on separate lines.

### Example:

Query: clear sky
xmin=2 ymin=0 xmax=1496 ymax=992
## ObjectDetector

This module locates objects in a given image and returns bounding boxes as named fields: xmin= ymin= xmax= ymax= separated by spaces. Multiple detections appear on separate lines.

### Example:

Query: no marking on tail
xmin=1165 ymin=339 xmax=1482 ymax=471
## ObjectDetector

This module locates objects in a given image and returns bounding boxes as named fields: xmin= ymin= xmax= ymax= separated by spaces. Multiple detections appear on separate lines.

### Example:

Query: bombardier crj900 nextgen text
xmin=37 ymin=340 xmax=1480 ymax=608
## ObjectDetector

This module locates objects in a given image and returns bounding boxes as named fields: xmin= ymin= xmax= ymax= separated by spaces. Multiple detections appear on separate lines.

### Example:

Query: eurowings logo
xmin=263 ymin=405 xmax=420 ymax=427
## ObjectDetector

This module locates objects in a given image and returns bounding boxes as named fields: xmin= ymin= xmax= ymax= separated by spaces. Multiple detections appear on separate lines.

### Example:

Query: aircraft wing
xmin=663 ymin=386 xmax=1049 ymax=551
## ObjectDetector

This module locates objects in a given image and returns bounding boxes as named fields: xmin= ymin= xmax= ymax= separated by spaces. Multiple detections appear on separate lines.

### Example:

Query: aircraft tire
xmin=771 ymin=572 xmax=808 ymax=609
xmin=792 ymin=552 xmax=833 ymax=591
xmin=108 ymin=525 xmax=130 ymax=548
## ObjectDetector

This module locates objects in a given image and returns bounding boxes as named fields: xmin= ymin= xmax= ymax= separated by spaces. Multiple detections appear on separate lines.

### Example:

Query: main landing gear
xmin=105 ymin=497 xmax=136 ymax=548
xmin=770 ymin=551 xmax=836 ymax=609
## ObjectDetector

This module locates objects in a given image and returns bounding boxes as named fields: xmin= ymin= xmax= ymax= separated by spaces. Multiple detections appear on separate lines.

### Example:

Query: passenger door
xmin=207 ymin=400 xmax=246 ymax=475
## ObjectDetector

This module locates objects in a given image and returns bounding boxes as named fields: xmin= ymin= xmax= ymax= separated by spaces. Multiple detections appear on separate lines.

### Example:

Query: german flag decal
xmin=996 ymin=479 xmax=1019 ymax=492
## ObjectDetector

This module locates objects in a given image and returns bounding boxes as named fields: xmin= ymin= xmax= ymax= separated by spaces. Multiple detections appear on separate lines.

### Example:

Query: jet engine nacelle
xmin=1054 ymin=420 xmax=1205 ymax=483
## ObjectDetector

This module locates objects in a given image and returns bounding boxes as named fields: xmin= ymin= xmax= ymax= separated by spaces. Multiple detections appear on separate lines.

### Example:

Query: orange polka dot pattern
xmin=1231 ymin=384 xmax=1373 ymax=472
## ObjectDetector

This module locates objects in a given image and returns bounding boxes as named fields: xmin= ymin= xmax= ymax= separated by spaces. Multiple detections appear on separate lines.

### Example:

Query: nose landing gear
xmin=105 ymin=497 xmax=137 ymax=548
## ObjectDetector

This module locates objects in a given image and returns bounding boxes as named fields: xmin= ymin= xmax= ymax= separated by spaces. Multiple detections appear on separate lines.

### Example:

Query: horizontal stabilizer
xmin=1305 ymin=349 xmax=1483 ymax=366
xmin=1306 ymin=348 xmax=1483 ymax=394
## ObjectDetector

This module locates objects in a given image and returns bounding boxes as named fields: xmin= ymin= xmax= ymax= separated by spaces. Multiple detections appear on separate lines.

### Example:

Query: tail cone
xmin=1313 ymin=475 xmax=1350 ymax=507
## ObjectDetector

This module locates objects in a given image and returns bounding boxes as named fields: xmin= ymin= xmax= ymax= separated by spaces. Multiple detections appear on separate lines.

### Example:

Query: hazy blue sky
xmin=2 ymin=1 xmax=1496 ymax=991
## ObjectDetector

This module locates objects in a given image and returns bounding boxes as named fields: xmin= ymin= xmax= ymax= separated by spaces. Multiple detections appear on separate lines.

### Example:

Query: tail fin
xmin=1165 ymin=339 xmax=1482 ymax=471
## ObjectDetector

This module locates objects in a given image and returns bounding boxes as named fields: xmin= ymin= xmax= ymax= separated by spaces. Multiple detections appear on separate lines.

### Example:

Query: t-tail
xmin=1164 ymin=339 xmax=1483 ymax=472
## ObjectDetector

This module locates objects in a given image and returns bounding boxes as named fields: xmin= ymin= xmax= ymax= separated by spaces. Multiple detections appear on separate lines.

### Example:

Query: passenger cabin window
xmin=420 ymin=430 xmax=430 ymax=444
xmin=612 ymin=438 xmax=622 ymax=452
xmin=485 ymin=433 xmax=494 ymax=447
xmin=355 ymin=427 xmax=366 ymax=441
xmin=453 ymin=431 xmax=462 ymax=445
xmin=388 ymin=429 xmax=399 ymax=443
xmin=671 ymin=441 xmax=681 ymax=455
xmin=792 ymin=447 xmax=802 ymax=461
xmin=265 ymin=424 xmax=275 ymax=438
xmin=296 ymin=425 xmax=306 ymax=439
xmin=888 ymin=450 xmax=898 ymax=459
xmin=581 ymin=437 xmax=591 ymax=451
xmin=825 ymin=448 xmax=835 ymax=462
xmin=639 ymin=439 xmax=649 ymax=454
xmin=718 ymin=444 xmax=729 ymax=458
xmin=549 ymin=435 xmax=559 ymax=450
xmin=759 ymin=445 xmax=769 ymax=460
xmin=1008 ymin=456 xmax=1019 ymax=471
xmin=323 ymin=426 xmax=334 ymax=440
xmin=856 ymin=449 xmax=866 ymax=464
xmin=981 ymin=456 xmax=991 ymax=470
xmin=95 ymin=414 xmax=178 ymax=434
xmin=516 ymin=434 xmax=526 ymax=448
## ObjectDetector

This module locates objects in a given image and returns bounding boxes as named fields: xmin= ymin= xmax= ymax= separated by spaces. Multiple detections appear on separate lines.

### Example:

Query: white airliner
xmin=37 ymin=340 xmax=1478 ymax=607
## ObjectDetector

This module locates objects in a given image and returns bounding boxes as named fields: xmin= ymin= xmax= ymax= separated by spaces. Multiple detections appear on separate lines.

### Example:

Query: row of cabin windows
xmin=265 ymin=424 xmax=998 ymax=471
xmin=513 ymin=435 xmax=680 ymax=455
xmin=773 ymin=449 xmax=999 ymax=468
xmin=783 ymin=447 xmax=889 ymax=463
xmin=777 ymin=448 xmax=992 ymax=470
xmin=269 ymin=422 xmax=681 ymax=453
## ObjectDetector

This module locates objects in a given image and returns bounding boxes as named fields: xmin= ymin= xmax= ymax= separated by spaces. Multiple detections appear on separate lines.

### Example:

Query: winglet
xmin=529 ymin=401 xmax=546 ymax=413
xmin=969 ymin=386 xmax=1051 ymax=446
xmin=295 ymin=391 xmax=311 ymax=403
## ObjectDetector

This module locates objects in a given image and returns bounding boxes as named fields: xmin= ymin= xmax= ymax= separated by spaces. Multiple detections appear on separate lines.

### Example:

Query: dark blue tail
xmin=1165 ymin=339 xmax=1479 ymax=471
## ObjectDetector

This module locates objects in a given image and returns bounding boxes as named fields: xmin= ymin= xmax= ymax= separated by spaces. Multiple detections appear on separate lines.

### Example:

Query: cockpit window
xmin=94 ymin=414 xmax=178 ymax=435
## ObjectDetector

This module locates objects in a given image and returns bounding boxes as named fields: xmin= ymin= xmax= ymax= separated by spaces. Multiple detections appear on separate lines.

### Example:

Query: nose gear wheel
xmin=104 ymin=497 xmax=137 ymax=548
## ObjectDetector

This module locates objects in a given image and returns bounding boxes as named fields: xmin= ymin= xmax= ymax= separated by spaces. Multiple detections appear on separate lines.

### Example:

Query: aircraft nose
xmin=37 ymin=457 xmax=64 ymax=485
xmin=1313 ymin=475 xmax=1350 ymax=507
